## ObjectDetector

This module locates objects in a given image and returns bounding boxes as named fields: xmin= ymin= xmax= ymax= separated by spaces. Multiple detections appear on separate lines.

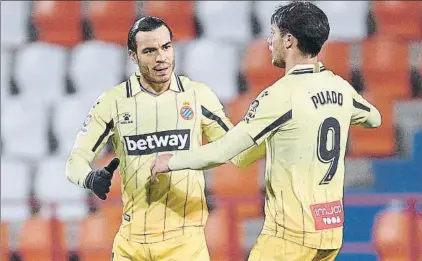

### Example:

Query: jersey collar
xmin=127 ymin=72 xmax=184 ymax=97
xmin=285 ymin=62 xmax=326 ymax=76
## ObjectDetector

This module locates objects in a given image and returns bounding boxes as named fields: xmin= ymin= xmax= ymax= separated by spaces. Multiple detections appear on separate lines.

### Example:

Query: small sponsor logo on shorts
xmin=124 ymin=214 xmax=131 ymax=222
xmin=310 ymin=200 xmax=344 ymax=230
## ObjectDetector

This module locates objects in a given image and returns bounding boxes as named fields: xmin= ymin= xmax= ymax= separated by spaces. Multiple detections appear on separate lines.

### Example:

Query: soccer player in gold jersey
xmin=66 ymin=16 xmax=262 ymax=261
xmin=152 ymin=2 xmax=382 ymax=261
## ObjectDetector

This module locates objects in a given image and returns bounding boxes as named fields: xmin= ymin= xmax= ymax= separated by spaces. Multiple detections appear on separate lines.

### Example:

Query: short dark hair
xmin=127 ymin=16 xmax=174 ymax=52
xmin=271 ymin=1 xmax=329 ymax=57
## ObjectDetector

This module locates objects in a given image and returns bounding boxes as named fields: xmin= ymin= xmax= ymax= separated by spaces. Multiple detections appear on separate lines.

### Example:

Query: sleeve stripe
xmin=201 ymin=106 xmax=229 ymax=132
xmin=253 ymin=110 xmax=292 ymax=142
xmin=353 ymin=99 xmax=370 ymax=112
xmin=91 ymin=119 xmax=114 ymax=152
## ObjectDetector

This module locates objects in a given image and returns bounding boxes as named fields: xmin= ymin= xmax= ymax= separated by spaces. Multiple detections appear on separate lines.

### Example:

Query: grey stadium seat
xmin=14 ymin=42 xmax=68 ymax=104
xmin=1 ymin=157 xmax=31 ymax=222
xmin=69 ymin=40 xmax=125 ymax=102
xmin=183 ymin=39 xmax=240 ymax=103
xmin=35 ymin=156 xmax=88 ymax=221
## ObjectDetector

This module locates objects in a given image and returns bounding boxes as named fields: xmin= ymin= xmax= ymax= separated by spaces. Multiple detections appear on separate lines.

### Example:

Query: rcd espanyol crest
xmin=180 ymin=102 xmax=194 ymax=120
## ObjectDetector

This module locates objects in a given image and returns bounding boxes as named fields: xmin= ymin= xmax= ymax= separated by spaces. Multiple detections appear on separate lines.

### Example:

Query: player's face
xmin=130 ymin=26 xmax=175 ymax=84
xmin=267 ymin=25 xmax=286 ymax=68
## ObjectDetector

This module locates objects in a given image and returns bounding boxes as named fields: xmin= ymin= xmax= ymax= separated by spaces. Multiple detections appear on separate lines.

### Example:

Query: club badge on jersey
xmin=80 ymin=114 xmax=92 ymax=135
xmin=180 ymin=102 xmax=194 ymax=120
xmin=244 ymin=100 xmax=260 ymax=123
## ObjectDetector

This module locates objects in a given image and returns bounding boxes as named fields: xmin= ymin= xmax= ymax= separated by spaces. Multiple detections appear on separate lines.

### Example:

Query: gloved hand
xmin=84 ymin=158 xmax=120 ymax=200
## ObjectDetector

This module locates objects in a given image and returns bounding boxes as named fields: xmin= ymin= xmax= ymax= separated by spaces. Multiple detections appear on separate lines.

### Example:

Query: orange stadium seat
xmin=373 ymin=205 xmax=422 ymax=261
xmin=360 ymin=36 xmax=411 ymax=98
xmin=226 ymin=90 xmax=261 ymax=124
xmin=32 ymin=1 xmax=82 ymax=47
xmin=210 ymin=161 xmax=262 ymax=218
xmin=88 ymin=1 xmax=136 ymax=46
xmin=420 ymin=43 xmax=422 ymax=74
xmin=143 ymin=1 xmax=196 ymax=41
xmin=206 ymin=208 xmax=244 ymax=261
xmin=77 ymin=212 xmax=120 ymax=261
xmin=348 ymin=91 xmax=396 ymax=157
xmin=242 ymin=39 xmax=285 ymax=93
xmin=318 ymin=41 xmax=351 ymax=82
xmin=18 ymin=215 xmax=67 ymax=261
xmin=2 ymin=221 xmax=9 ymax=261
xmin=372 ymin=1 xmax=422 ymax=40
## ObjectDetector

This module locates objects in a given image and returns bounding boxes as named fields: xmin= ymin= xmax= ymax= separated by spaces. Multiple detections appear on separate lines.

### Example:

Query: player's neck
xmin=138 ymin=76 xmax=171 ymax=95
xmin=285 ymin=52 xmax=319 ymax=73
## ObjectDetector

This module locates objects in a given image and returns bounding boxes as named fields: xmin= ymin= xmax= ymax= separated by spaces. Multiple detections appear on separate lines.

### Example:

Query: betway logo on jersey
xmin=124 ymin=130 xmax=190 ymax=156
xmin=310 ymin=200 xmax=344 ymax=230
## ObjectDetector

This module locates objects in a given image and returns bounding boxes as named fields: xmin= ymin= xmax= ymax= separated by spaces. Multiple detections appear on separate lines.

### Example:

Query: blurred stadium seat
xmin=184 ymin=39 xmax=239 ymax=103
xmin=0 ymin=1 xmax=30 ymax=48
xmin=319 ymin=41 xmax=352 ymax=82
xmin=226 ymin=90 xmax=260 ymax=124
xmin=1 ymin=98 xmax=49 ymax=160
xmin=52 ymin=96 xmax=94 ymax=157
xmin=348 ymin=91 xmax=396 ymax=157
xmin=1 ymin=221 xmax=9 ymax=261
xmin=205 ymin=208 xmax=232 ymax=261
xmin=373 ymin=201 xmax=422 ymax=261
xmin=1 ymin=48 xmax=12 ymax=102
xmin=18 ymin=215 xmax=67 ymax=261
xmin=143 ymin=1 xmax=196 ymax=42
xmin=69 ymin=40 xmax=125 ymax=102
xmin=242 ymin=39 xmax=285 ymax=93
xmin=14 ymin=42 xmax=68 ymax=103
xmin=87 ymin=1 xmax=136 ymax=46
xmin=196 ymin=1 xmax=253 ymax=43
xmin=372 ymin=1 xmax=422 ymax=40
xmin=360 ymin=36 xmax=411 ymax=98
xmin=35 ymin=156 xmax=88 ymax=221
xmin=210 ymin=162 xmax=262 ymax=218
xmin=316 ymin=1 xmax=369 ymax=40
xmin=0 ymin=158 xmax=30 ymax=222
xmin=32 ymin=1 xmax=82 ymax=47
xmin=76 ymin=212 xmax=119 ymax=261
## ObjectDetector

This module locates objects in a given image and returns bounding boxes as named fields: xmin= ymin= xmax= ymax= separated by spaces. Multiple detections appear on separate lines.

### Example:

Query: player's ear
xmin=129 ymin=50 xmax=138 ymax=64
xmin=285 ymin=33 xmax=294 ymax=49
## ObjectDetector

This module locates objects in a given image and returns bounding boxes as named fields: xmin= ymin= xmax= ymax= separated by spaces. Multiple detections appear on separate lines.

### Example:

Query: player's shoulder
xmin=92 ymin=78 xmax=132 ymax=107
xmin=261 ymin=76 xmax=293 ymax=99
xmin=179 ymin=75 xmax=206 ymax=91
xmin=178 ymin=75 xmax=218 ymax=96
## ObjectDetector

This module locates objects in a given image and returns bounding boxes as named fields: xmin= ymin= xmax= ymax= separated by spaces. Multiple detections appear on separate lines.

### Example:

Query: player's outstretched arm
xmin=151 ymin=125 xmax=255 ymax=176
xmin=350 ymin=89 xmax=382 ymax=128
xmin=230 ymin=141 xmax=266 ymax=168
xmin=198 ymin=83 xmax=266 ymax=169
xmin=65 ymin=92 xmax=117 ymax=200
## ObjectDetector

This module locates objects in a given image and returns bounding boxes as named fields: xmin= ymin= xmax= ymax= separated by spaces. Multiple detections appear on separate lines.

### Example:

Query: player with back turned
xmin=65 ymin=16 xmax=263 ymax=261
xmin=152 ymin=2 xmax=382 ymax=261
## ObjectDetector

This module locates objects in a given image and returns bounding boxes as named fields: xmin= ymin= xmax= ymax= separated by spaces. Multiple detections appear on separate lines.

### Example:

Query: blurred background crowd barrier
xmin=1 ymin=1 xmax=421 ymax=261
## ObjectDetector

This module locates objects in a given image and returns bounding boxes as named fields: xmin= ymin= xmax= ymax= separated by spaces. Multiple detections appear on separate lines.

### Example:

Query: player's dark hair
xmin=127 ymin=16 xmax=174 ymax=52
xmin=271 ymin=1 xmax=330 ymax=57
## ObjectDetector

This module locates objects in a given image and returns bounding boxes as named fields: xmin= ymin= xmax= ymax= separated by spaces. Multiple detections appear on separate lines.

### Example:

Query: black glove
xmin=84 ymin=158 xmax=120 ymax=200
